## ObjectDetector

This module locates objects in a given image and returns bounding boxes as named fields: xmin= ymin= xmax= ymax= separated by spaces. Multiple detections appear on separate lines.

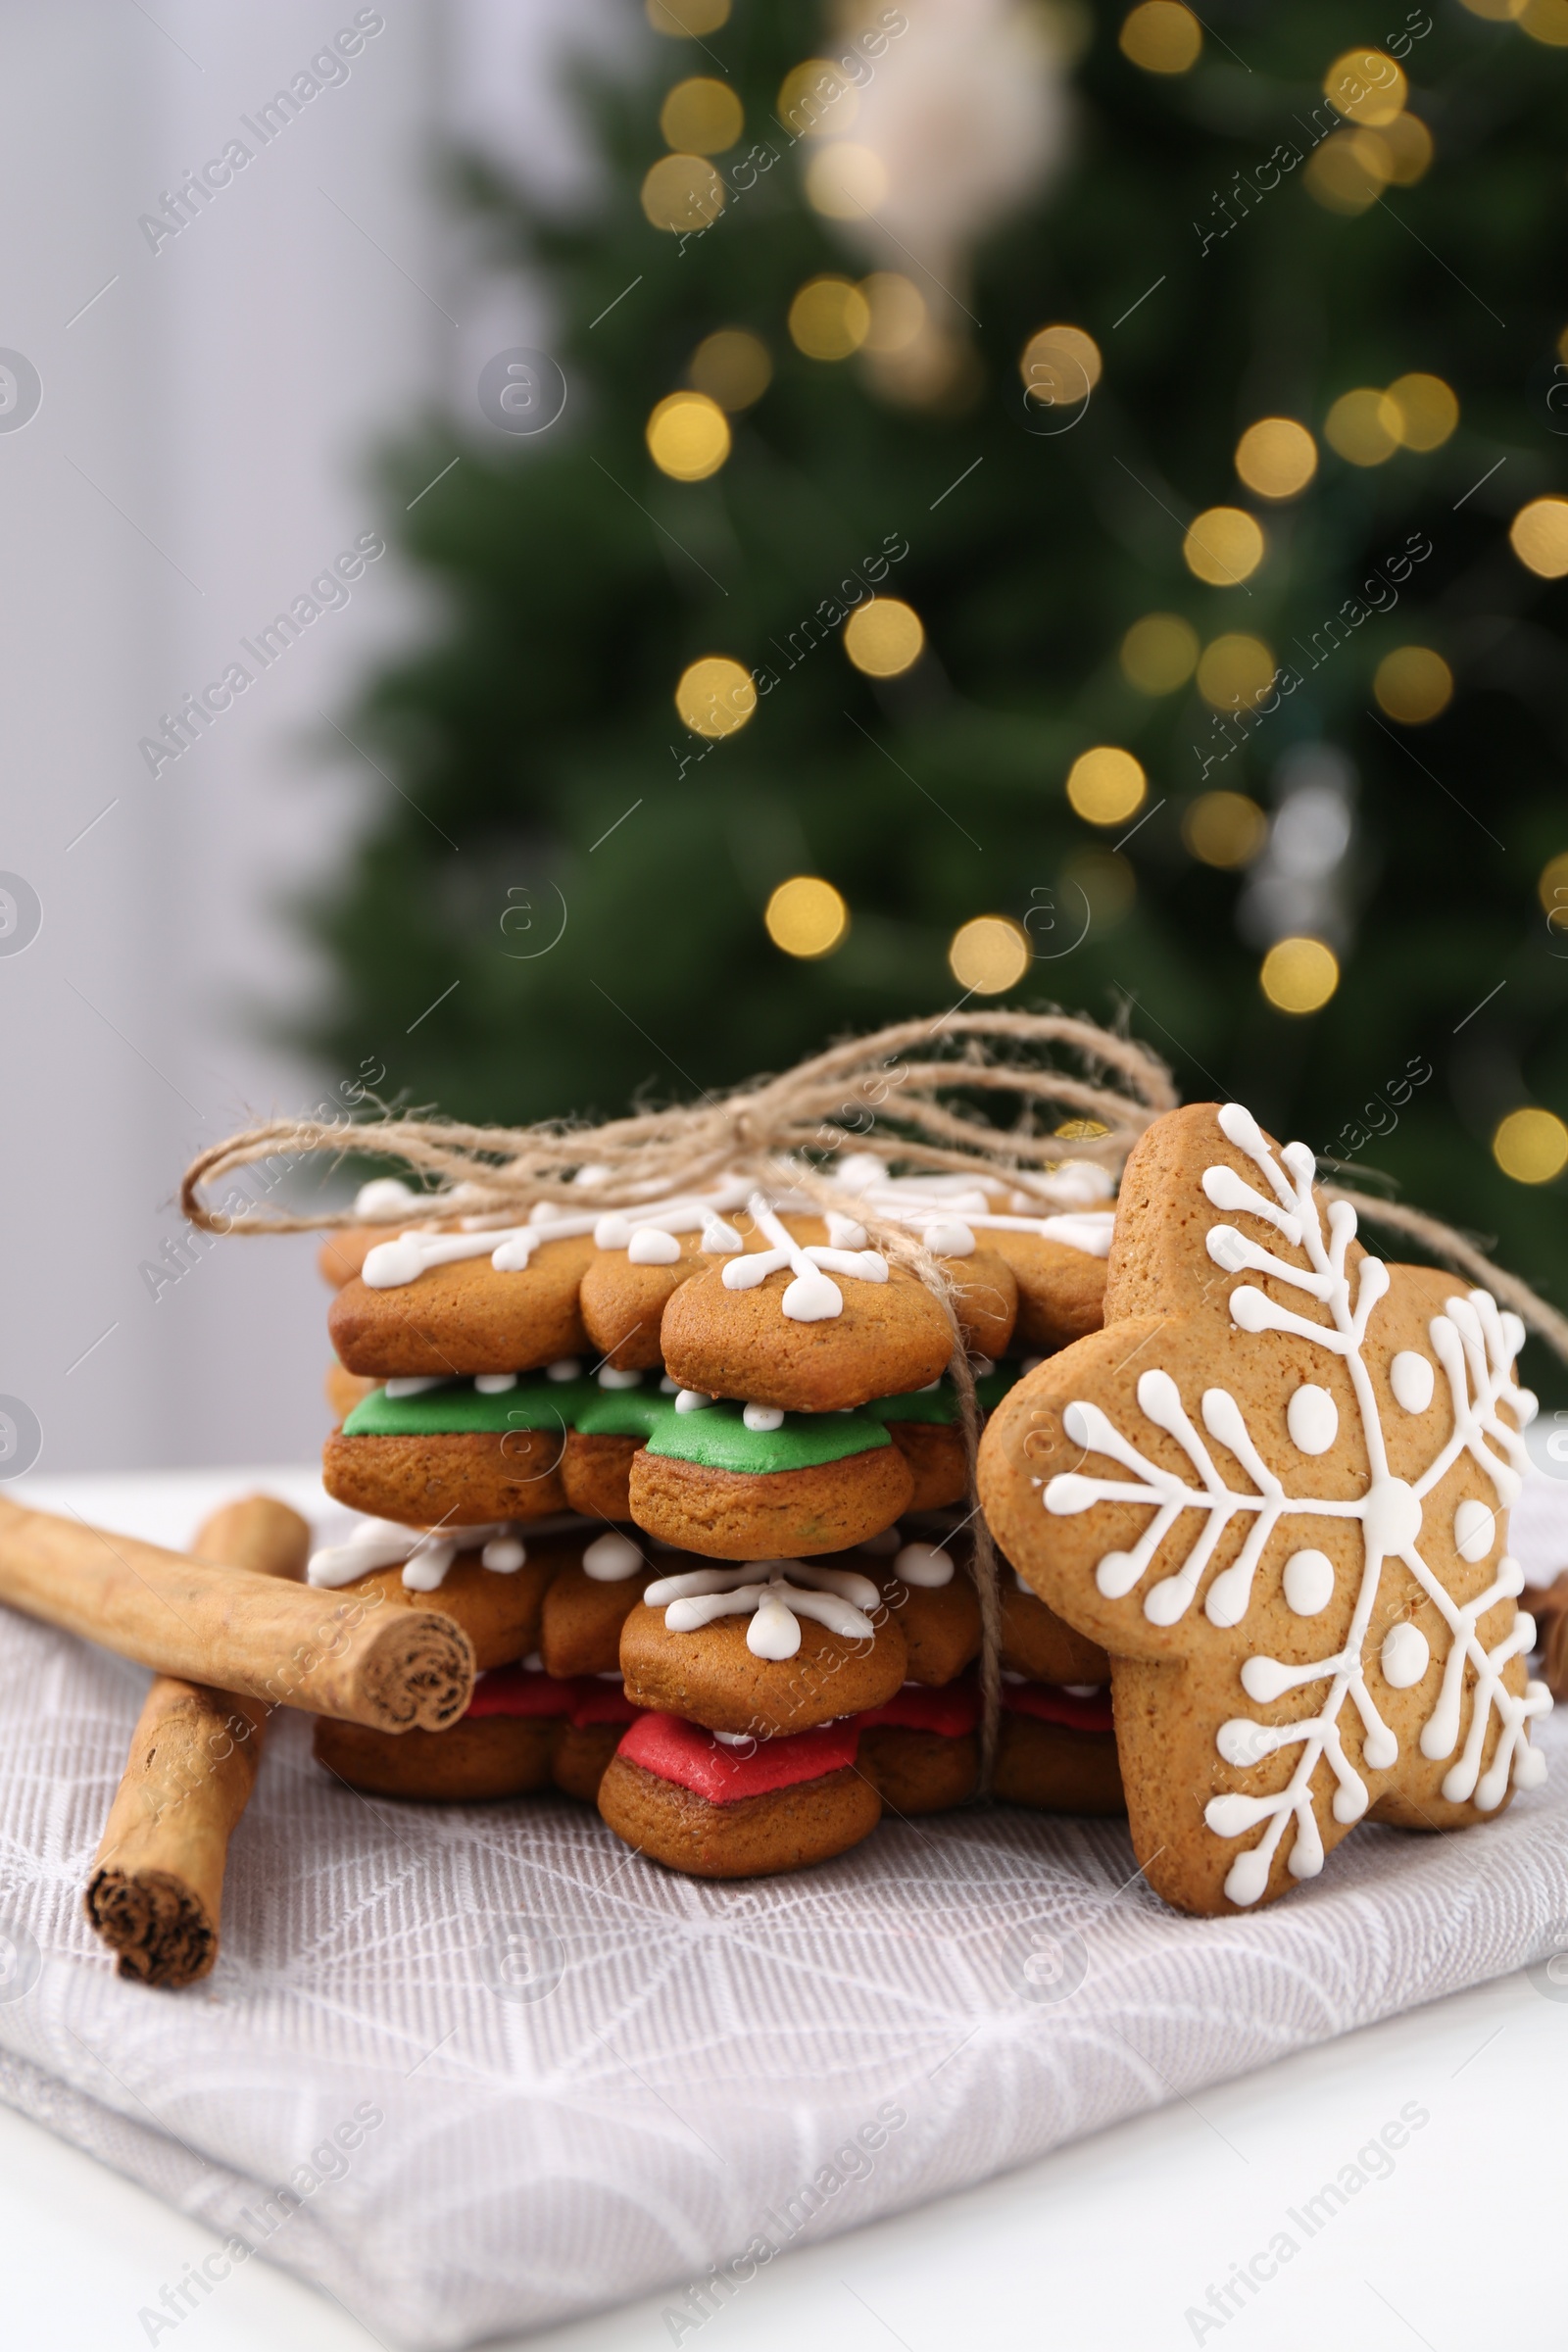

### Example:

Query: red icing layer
xmin=569 ymin=1683 xmax=643 ymax=1731
xmin=466 ymin=1666 xmax=578 ymax=1720
xmin=856 ymin=1681 xmax=980 ymax=1740
xmin=1001 ymin=1680 xmax=1114 ymax=1735
xmin=616 ymin=1712 xmax=859 ymax=1805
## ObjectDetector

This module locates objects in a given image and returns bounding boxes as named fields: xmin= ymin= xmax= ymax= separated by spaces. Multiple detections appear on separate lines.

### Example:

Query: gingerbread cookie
xmin=328 ymin=1219 xmax=597 ymax=1376
xmin=539 ymin=1528 xmax=658 ymax=1675
xmin=993 ymin=1681 xmax=1123 ymax=1814
xmin=598 ymin=1714 xmax=881 ymax=1879
xmin=856 ymin=1681 xmax=981 ymax=1814
xmin=323 ymin=1370 xmax=604 ymax=1525
xmin=978 ymin=1101 xmax=1550 ymax=1914
xmin=315 ymin=1657 xmax=644 ymax=1802
xmin=628 ymin=1400 xmax=914 ymax=1557
xmin=863 ymin=1362 xmax=1022 ymax=1510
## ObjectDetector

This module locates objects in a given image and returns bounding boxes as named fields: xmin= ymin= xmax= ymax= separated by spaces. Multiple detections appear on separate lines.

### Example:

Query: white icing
xmin=582 ymin=1531 xmax=645 ymax=1582
xmin=1381 ymin=1621 xmax=1430 ymax=1689
xmin=308 ymin=1516 xmax=517 ymax=1592
xmin=1282 ymin=1548 xmax=1335 ymax=1617
xmin=383 ymin=1376 xmax=448 ymax=1399
xmin=1287 ymin=1384 xmax=1338 ymax=1456
xmin=597 ymin=1366 xmax=643 ymax=1390
xmin=646 ymin=1558 xmax=879 ymax=1660
xmin=354 ymin=1177 xmax=420 ymax=1220
xmin=923 ymin=1219 xmax=976 ymax=1257
xmin=720 ymin=1194 xmax=889 ymax=1322
xmin=1044 ymin=1101 xmax=1551 ymax=1904
xmin=1454 ymin=1497 xmax=1495 ymax=1564
xmin=473 ymin=1372 xmax=517 ymax=1395
xmin=363 ymin=1210 xmax=601 ymax=1290
xmin=893 ymin=1541 xmax=955 ymax=1589
xmin=826 ymin=1212 xmax=869 ymax=1250
xmin=481 ymin=1536 xmax=526 ymax=1572
xmin=660 ymin=1375 xmax=679 ymax=1394
xmin=743 ymin=1402 xmax=785 ymax=1432
xmin=628 ymin=1228 xmax=682 ymax=1265
xmin=547 ymin=1358 xmax=582 ymax=1381
xmin=674 ymin=1389 xmax=711 ymax=1413
xmin=1390 ymin=1350 xmax=1435 ymax=1413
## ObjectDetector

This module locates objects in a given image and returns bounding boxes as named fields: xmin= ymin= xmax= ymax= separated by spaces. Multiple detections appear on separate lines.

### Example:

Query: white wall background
xmin=0 ymin=0 xmax=623 ymax=1476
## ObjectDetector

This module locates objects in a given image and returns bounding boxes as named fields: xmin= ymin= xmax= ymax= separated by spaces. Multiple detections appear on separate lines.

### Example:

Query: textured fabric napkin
xmin=0 ymin=1470 xmax=1564 ymax=2351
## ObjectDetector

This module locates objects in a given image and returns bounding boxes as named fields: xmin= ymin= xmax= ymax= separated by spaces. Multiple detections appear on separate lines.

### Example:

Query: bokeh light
xmin=1494 ymin=1107 xmax=1568 ymax=1183
xmin=1197 ymin=634 xmax=1276 ymax=710
xmin=1304 ymin=130 xmax=1392 ymax=215
xmin=843 ymin=599 xmax=924 ymax=676
xmin=1020 ymin=322 xmax=1102 ymax=408
xmin=1120 ymin=612 xmax=1200 ymax=694
xmin=1235 ymin=417 xmax=1317 ymax=500
xmin=778 ymin=59 xmax=859 ymax=138
xmin=1118 ymin=1 xmax=1202 ymax=71
xmin=806 ymin=144 xmax=888 ymax=220
xmin=646 ymin=391 xmax=730 ymax=480
xmin=765 ymin=875 xmax=848 ymax=957
xmin=1538 ymin=851 xmax=1568 ymax=926
xmin=1373 ymin=646 xmax=1453 ymax=724
xmin=1387 ymin=373 xmax=1458 ymax=451
xmin=949 ymin=915 xmax=1030 ymax=993
xmin=1260 ymin=937 xmax=1340 ymax=1013
xmin=1522 ymin=0 xmax=1568 ymax=41
xmin=647 ymin=0 xmax=730 ymax=30
xmin=1182 ymin=507 xmax=1265 ymax=586
xmin=1066 ymin=747 xmax=1146 ymax=826
xmin=690 ymin=329 xmax=772 ymax=411
xmin=659 ymin=78 xmax=744 ymax=155
xmin=1456 ymin=0 xmax=1526 ymax=16
xmin=789 ymin=276 xmax=871 ymax=361
xmin=1324 ymin=48 xmax=1407 ymax=125
xmin=1510 ymin=496 xmax=1568 ymax=576
xmin=1183 ymin=791 xmax=1267 ymax=868
xmin=640 ymin=153 xmax=726 ymax=233
xmin=1375 ymin=115 xmax=1435 ymax=183
xmin=1324 ymin=387 xmax=1402 ymax=466
xmin=860 ymin=273 xmax=927 ymax=355
xmin=675 ymin=656 xmax=756 ymax=738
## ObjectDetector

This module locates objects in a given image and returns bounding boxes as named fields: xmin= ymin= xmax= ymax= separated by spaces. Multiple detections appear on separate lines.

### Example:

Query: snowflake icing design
xmin=644 ymin=1558 xmax=881 ymax=1660
xmin=1044 ymin=1102 xmax=1552 ymax=1908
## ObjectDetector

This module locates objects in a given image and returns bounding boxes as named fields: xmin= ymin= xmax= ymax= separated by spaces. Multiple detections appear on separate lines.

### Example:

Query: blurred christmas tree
xmin=302 ymin=0 xmax=1568 ymax=1391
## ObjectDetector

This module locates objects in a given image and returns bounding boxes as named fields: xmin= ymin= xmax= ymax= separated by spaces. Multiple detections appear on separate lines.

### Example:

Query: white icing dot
xmin=781 ymin=1269 xmax=843 ymax=1322
xmin=893 ymin=1542 xmax=954 ymax=1589
xmin=1241 ymin=1656 xmax=1293 ymax=1703
xmin=598 ymin=1366 xmax=643 ymax=1390
xmin=1223 ymin=1849 xmax=1273 ymax=1908
xmin=480 ymin=1536 xmax=526 ymax=1572
xmin=546 ymin=1358 xmax=581 ymax=1382
xmin=1282 ymin=1548 xmax=1335 ymax=1617
xmin=674 ymin=1389 xmax=711 ymax=1413
xmin=1045 ymin=1474 xmax=1097 ymax=1515
xmin=1514 ymin=1743 xmax=1548 ymax=1789
xmin=1362 ymin=1477 xmax=1423 ymax=1556
xmin=1381 ymin=1621 xmax=1430 ymax=1690
xmin=1286 ymin=1384 xmax=1338 ymax=1456
xmin=593 ymin=1214 xmax=633 ymax=1248
xmin=659 ymin=1374 xmax=678 ymax=1394
xmin=473 ymin=1372 xmax=518 ymax=1395
xmin=582 ymin=1532 xmax=644 ymax=1582
xmin=354 ymin=1176 xmax=418 ymax=1219
xmin=383 ymin=1376 xmax=448 ymax=1398
xmin=826 ymin=1212 xmax=869 ymax=1250
xmin=628 ymin=1227 xmax=682 ymax=1265
xmin=1389 ymin=1350 xmax=1435 ymax=1414
xmin=743 ymin=1402 xmax=785 ymax=1432
xmin=924 ymin=1219 xmax=976 ymax=1257
xmin=1453 ymin=1497 xmax=1495 ymax=1564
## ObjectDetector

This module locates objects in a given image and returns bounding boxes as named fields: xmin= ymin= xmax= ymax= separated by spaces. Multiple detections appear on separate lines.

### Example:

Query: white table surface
xmin=4 ymin=1467 xmax=1565 ymax=2352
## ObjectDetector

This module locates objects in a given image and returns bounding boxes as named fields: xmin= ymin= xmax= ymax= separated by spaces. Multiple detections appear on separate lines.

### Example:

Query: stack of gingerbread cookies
xmin=311 ymin=1174 xmax=1126 ymax=1876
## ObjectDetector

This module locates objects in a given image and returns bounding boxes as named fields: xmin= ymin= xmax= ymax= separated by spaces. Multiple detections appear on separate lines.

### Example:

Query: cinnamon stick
xmin=0 ymin=1493 xmax=473 ymax=1731
xmin=86 ymin=1496 xmax=307 ymax=1988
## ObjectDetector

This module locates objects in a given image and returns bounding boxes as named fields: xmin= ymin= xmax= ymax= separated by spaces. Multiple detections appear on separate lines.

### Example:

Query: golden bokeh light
xmin=778 ymin=58 xmax=859 ymax=138
xmin=1538 ymin=851 xmax=1568 ymax=925
xmin=1120 ymin=612 xmax=1200 ymax=695
xmin=1260 ymin=937 xmax=1340 ymax=1014
xmin=1522 ymin=0 xmax=1568 ymax=41
xmin=860 ymin=273 xmax=927 ymax=355
xmin=1183 ymin=507 xmax=1265 ymax=587
xmin=1020 ymin=322 xmax=1102 ymax=408
xmin=1375 ymin=114 xmax=1435 ymax=183
xmin=1387 ymin=372 xmax=1458 ymax=452
xmin=949 ymin=914 xmax=1031 ymax=994
xmin=1118 ymin=1 xmax=1202 ymax=71
xmin=1062 ymin=850 xmax=1137 ymax=929
xmin=1303 ymin=128 xmax=1392 ymax=215
xmin=788 ymin=276 xmax=871 ymax=361
xmin=646 ymin=390 xmax=731 ymax=481
xmin=843 ymin=599 xmax=925 ymax=677
xmin=1197 ymin=633 xmax=1276 ymax=710
xmin=690 ymin=328 xmax=772 ymax=411
xmin=1066 ymin=746 xmax=1146 ymax=826
xmin=765 ymin=875 xmax=848 ymax=958
xmin=1494 ymin=1106 xmax=1568 ymax=1184
xmin=1183 ymin=791 xmax=1267 ymax=868
xmin=1235 ymin=417 xmax=1318 ymax=501
xmin=806 ymin=143 xmax=888 ymax=219
xmin=1455 ymin=0 xmax=1526 ymax=16
xmin=640 ymin=153 xmax=726 ymax=234
xmin=675 ymin=656 xmax=757 ymax=739
xmin=1324 ymin=47 xmax=1407 ymax=124
xmin=1373 ymin=646 xmax=1453 ymax=724
xmin=659 ymin=77 xmax=744 ymax=155
xmin=647 ymin=0 xmax=730 ymax=31
xmin=1324 ymin=386 xmax=1402 ymax=466
xmin=1509 ymin=496 xmax=1568 ymax=577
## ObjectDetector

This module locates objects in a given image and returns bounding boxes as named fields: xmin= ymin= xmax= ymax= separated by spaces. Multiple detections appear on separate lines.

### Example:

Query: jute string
xmin=181 ymin=1009 xmax=1568 ymax=1799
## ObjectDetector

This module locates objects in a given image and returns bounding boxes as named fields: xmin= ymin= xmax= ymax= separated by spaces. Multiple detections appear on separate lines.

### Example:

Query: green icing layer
xmin=863 ymin=1362 xmax=1024 ymax=1426
xmin=643 ymin=1398 xmax=889 ymax=1473
xmin=343 ymin=1375 xmax=601 ymax=1439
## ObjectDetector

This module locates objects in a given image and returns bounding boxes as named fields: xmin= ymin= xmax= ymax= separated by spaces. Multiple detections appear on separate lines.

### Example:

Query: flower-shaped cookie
xmin=978 ymin=1100 xmax=1550 ymax=1915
